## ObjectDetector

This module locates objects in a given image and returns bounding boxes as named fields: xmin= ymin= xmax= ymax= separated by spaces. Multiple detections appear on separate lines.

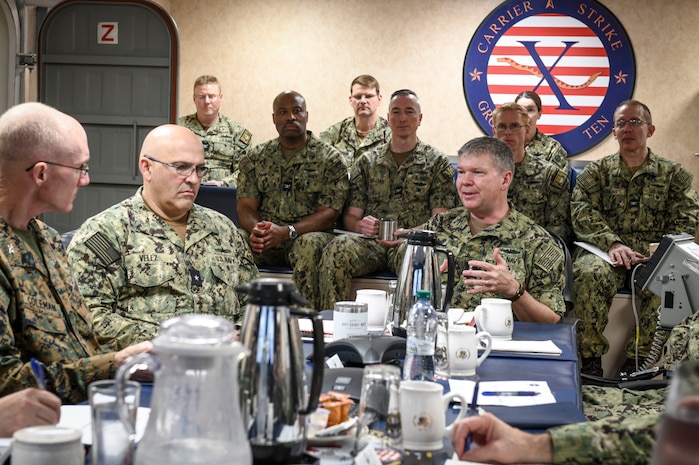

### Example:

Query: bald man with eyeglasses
xmin=67 ymin=124 xmax=258 ymax=349
xmin=572 ymin=99 xmax=699 ymax=377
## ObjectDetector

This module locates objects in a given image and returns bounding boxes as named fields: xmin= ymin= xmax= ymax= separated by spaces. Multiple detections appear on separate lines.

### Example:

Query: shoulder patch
xmin=551 ymin=170 xmax=568 ymax=191
xmin=535 ymin=243 xmax=562 ymax=272
xmin=84 ymin=232 xmax=121 ymax=267
xmin=239 ymin=129 xmax=252 ymax=146
xmin=670 ymin=169 xmax=693 ymax=190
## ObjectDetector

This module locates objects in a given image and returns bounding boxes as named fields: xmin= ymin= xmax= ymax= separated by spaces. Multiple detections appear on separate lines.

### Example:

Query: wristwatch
xmin=508 ymin=281 xmax=526 ymax=302
xmin=288 ymin=225 xmax=298 ymax=240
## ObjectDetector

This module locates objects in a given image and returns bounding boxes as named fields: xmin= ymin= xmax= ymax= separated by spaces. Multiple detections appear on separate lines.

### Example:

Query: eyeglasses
xmin=143 ymin=154 xmax=209 ymax=178
xmin=494 ymin=123 xmax=525 ymax=132
xmin=194 ymin=93 xmax=220 ymax=101
xmin=614 ymin=118 xmax=648 ymax=129
xmin=25 ymin=160 xmax=89 ymax=176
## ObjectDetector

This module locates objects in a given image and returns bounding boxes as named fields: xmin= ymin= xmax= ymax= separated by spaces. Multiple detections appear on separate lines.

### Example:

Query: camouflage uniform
xmin=548 ymin=310 xmax=699 ymax=465
xmin=237 ymin=132 xmax=349 ymax=309
xmin=571 ymin=150 xmax=699 ymax=359
xmin=178 ymin=113 xmax=252 ymax=187
xmin=509 ymin=152 xmax=573 ymax=246
xmin=319 ymin=116 xmax=391 ymax=167
xmin=527 ymin=129 xmax=568 ymax=170
xmin=319 ymin=141 xmax=457 ymax=309
xmin=0 ymin=217 xmax=118 ymax=404
xmin=420 ymin=206 xmax=566 ymax=315
xmin=67 ymin=188 xmax=258 ymax=349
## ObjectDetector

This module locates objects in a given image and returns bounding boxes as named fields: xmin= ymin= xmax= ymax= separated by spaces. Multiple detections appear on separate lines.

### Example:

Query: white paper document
xmin=448 ymin=380 xmax=555 ymax=407
xmin=574 ymin=241 xmax=614 ymax=265
xmin=58 ymin=405 xmax=150 ymax=445
xmin=489 ymin=339 xmax=562 ymax=356
xmin=298 ymin=318 xmax=334 ymax=343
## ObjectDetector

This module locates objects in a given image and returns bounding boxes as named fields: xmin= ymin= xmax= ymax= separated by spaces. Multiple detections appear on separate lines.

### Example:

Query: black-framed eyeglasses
xmin=25 ymin=160 xmax=89 ymax=176
xmin=614 ymin=118 xmax=648 ymax=129
xmin=494 ymin=123 xmax=525 ymax=132
xmin=143 ymin=154 xmax=209 ymax=178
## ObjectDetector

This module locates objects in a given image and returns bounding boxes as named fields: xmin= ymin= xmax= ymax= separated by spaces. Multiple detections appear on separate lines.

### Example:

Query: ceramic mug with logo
xmin=448 ymin=325 xmax=492 ymax=377
xmin=399 ymin=380 xmax=466 ymax=451
xmin=475 ymin=298 xmax=514 ymax=340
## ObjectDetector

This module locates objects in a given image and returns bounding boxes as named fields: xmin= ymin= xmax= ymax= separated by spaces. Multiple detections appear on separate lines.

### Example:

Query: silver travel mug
xmin=378 ymin=218 xmax=398 ymax=241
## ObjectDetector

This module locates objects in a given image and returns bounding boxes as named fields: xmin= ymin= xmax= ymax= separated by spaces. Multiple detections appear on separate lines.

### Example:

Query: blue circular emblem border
xmin=463 ymin=0 xmax=636 ymax=156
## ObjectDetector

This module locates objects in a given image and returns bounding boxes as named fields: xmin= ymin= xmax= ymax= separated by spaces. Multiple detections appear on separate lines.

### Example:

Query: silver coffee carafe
xmin=237 ymin=278 xmax=325 ymax=464
xmin=392 ymin=230 xmax=455 ymax=336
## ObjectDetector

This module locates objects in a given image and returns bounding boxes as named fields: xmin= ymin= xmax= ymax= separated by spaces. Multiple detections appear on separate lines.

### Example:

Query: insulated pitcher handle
xmin=116 ymin=353 xmax=157 ymax=437
xmin=291 ymin=307 xmax=324 ymax=415
xmin=437 ymin=246 xmax=455 ymax=311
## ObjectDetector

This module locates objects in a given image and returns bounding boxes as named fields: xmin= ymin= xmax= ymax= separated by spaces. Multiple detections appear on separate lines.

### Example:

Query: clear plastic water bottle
xmin=403 ymin=289 xmax=438 ymax=381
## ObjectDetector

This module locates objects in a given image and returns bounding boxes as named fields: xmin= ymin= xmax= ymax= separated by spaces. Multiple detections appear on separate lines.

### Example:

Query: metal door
xmin=38 ymin=0 xmax=178 ymax=232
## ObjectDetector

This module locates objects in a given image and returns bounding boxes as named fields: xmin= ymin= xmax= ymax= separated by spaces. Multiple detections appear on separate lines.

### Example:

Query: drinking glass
xmin=649 ymin=360 xmax=699 ymax=465
xmin=354 ymin=364 xmax=402 ymax=452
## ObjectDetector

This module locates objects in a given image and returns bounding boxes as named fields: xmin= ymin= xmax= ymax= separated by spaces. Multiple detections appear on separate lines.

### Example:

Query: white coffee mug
xmin=475 ymin=298 xmax=514 ymax=340
xmin=399 ymin=380 xmax=466 ymax=451
xmin=355 ymin=289 xmax=388 ymax=334
xmin=12 ymin=426 xmax=84 ymax=465
xmin=448 ymin=325 xmax=492 ymax=377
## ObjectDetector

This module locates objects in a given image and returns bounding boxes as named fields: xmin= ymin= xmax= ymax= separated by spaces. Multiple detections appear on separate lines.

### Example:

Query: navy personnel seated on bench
xmin=236 ymin=90 xmax=349 ymax=310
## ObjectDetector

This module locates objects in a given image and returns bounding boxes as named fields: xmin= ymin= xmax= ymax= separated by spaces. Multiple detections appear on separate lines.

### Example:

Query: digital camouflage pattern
xmin=421 ymin=206 xmax=566 ymax=315
xmin=0 ymin=217 xmax=117 ymax=404
xmin=318 ymin=140 xmax=457 ymax=308
xmin=237 ymin=132 xmax=349 ymax=309
xmin=527 ymin=129 xmax=568 ymax=169
xmin=178 ymin=113 xmax=252 ymax=187
xmin=319 ymin=115 xmax=391 ymax=167
xmin=67 ymin=189 xmax=258 ymax=349
xmin=237 ymin=132 xmax=349 ymax=225
xmin=548 ymin=310 xmax=699 ymax=465
xmin=572 ymin=150 xmax=699 ymax=359
xmin=509 ymin=153 xmax=573 ymax=246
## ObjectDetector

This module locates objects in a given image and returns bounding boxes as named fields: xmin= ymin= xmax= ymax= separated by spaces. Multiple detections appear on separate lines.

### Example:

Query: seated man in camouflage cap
xmin=178 ymin=74 xmax=253 ymax=187
xmin=420 ymin=136 xmax=566 ymax=323
xmin=0 ymin=103 xmax=152 ymax=404
xmin=320 ymin=74 xmax=391 ymax=168
xmin=68 ymin=124 xmax=258 ymax=349
xmin=237 ymin=90 xmax=349 ymax=309
xmin=451 ymin=309 xmax=699 ymax=465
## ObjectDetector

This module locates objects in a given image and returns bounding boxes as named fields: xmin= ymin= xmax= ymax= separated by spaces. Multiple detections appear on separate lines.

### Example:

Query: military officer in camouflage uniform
xmin=68 ymin=124 xmax=258 ymax=349
xmin=237 ymin=90 xmax=348 ymax=309
xmin=0 ymin=103 xmax=152 ymax=404
xmin=422 ymin=136 xmax=565 ymax=322
xmin=572 ymin=100 xmax=699 ymax=376
xmin=320 ymin=74 xmax=391 ymax=167
xmin=178 ymin=75 xmax=252 ymax=187
xmin=493 ymin=102 xmax=573 ymax=247
xmin=451 ymin=309 xmax=699 ymax=465
xmin=515 ymin=90 xmax=568 ymax=169
xmin=319 ymin=89 xmax=457 ymax=309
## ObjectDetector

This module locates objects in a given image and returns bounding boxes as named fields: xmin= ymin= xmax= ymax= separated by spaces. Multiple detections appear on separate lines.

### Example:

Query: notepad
xmin=489 ymin=339 xmax=562 ymax=356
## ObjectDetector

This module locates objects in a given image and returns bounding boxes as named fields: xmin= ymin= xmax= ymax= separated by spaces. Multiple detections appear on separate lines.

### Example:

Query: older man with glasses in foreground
xmin=0 ymin=102 xmax=153 ymax=404
xmin=67 ymin=124 xmax=258 ymax=349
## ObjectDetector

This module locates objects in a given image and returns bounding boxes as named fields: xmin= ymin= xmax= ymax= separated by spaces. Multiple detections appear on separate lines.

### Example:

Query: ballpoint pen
xmin=30 ymin=358 xmax=47 ymax=390
xmin=481 ymin=390 xmax=540 ymax=397
xmin=464 ymin=379 xmax=479 ymax=452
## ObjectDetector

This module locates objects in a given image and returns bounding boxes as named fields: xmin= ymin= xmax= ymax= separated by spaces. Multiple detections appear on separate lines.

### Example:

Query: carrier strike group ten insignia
xmin=462 ymin=0 xmax=636 ymax=155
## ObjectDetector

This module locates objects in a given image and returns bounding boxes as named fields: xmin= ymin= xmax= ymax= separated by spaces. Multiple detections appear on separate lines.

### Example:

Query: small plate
xmin=306 ymin=426 xmax=357 ymax=446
